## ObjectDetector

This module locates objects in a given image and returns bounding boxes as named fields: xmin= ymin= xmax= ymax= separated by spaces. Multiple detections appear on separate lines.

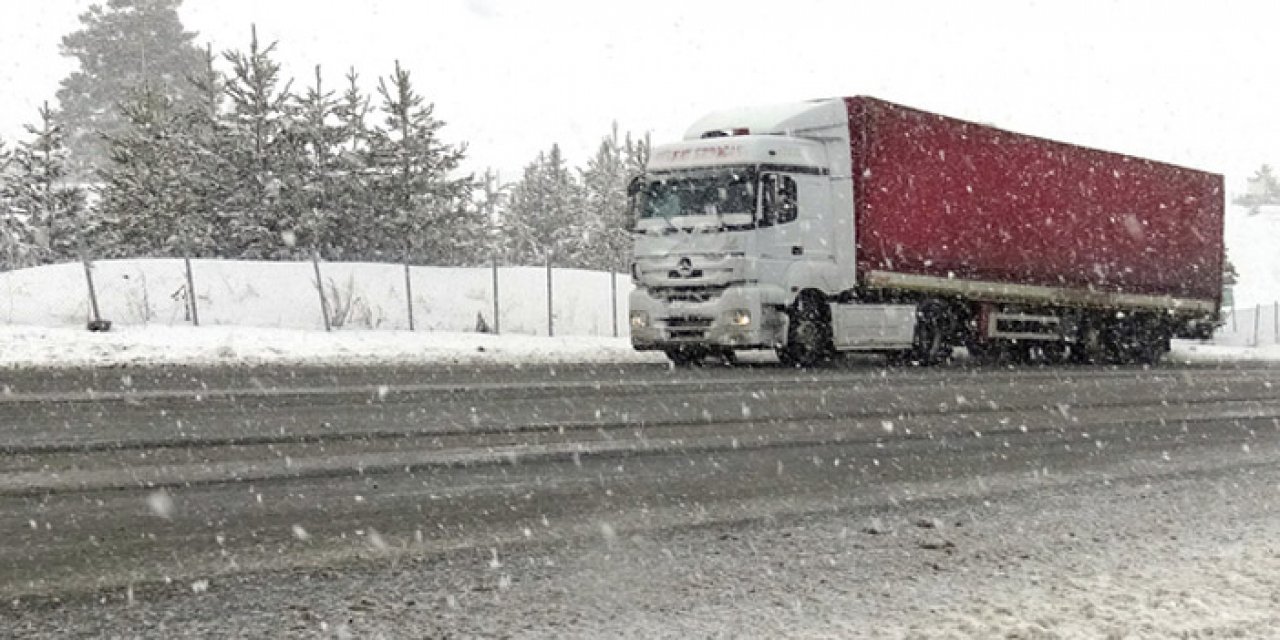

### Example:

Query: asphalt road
xmin=4 ymin=359 xmax=1280 ymax=637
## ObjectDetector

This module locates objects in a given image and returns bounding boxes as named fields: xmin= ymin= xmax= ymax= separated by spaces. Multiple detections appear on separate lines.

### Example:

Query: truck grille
xmin=653 ymin=286 xmax=728 ymax=304
xmin=663 ymin=315 xmax=714 ymax=339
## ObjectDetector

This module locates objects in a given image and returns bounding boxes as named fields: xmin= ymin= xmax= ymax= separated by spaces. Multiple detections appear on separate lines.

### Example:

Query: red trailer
xmin=848 ymin=97 xmax=1223 ymax=308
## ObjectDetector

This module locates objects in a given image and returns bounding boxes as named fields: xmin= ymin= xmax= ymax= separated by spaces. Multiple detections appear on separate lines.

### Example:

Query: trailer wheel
xmin=1069 ymin=322 xmax=1105 ymax=364
xmin=965 ymin=341 xmax=1001 ymax=366
xmin=1130 ymin=322 xmax=1170 ymax=366
xmin=912 ymin=301 xmax=956 ymax=366
xmin=777 ymin=293 xmax=833 ymax=368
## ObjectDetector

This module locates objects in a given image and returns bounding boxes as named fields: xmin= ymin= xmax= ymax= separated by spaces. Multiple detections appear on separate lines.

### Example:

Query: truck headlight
xmin=630 ymin=311 xmax=649 ymax=329
xmin=727 ymin=309 xmax=751 ymax=327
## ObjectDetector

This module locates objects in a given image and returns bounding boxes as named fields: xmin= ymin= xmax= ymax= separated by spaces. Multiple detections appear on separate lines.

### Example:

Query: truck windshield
xmin=636 ymin=169 xmax=756 ymax=221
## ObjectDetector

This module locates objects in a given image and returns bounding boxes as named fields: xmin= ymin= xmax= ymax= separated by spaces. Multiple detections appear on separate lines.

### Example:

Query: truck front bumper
xmin=629 ymin=285 xmax=786 ymax=351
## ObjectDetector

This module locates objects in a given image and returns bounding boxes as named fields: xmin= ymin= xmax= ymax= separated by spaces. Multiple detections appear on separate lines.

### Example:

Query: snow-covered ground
xmin=0 ymin=259 xmax=664 ymax=368
xmin=1 ymin=203 xmax=1277 ymax=369
xmin=0 ymin=324 xmax=662 ymax=368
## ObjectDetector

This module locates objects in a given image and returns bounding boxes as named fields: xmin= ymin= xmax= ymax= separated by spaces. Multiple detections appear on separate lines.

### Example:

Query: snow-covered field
xmin=0 ymin=203 xmax=1277 ymax=368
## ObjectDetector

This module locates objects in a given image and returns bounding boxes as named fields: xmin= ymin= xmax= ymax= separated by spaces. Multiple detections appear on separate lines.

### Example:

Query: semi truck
xmin=627 ymin=97 xmax=1224 ymax=366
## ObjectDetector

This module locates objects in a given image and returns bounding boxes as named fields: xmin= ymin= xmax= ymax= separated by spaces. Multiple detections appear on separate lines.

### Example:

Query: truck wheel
xmin=965 ymin=341 xmax=1002 ymax=366
xmin=777 ymin=294 xmax=833 ymax=367
xmin=664 ymin=347 xmax=705 ymax=367
xmin=1131 ymin=327 xmax=1169 ymax=366
xmin=1041 ymin=342 xmax=1069 ymax=364
xmin=1069 ymin=323 xmax=1104 ymax=364
xmin=912 ymin=301 xmax=955 ymax=366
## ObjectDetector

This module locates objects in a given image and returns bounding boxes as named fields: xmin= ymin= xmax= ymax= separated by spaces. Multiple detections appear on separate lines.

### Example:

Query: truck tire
xmin=911 ymin=301 xmax=956 ymax=366
xmin=777 ymin=294 xmax=833 ymax=367
xmin=1069 ymin=322 xmax=1105 ymax=364
xmin=664 ymin=346 xmax=705 ymax=367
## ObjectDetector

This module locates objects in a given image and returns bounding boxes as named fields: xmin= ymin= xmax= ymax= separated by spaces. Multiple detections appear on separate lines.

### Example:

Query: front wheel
xmin=664 ymin=346 xmax=705 ymax=367
xmin=776 ymin=294 xmax=833 ymax=368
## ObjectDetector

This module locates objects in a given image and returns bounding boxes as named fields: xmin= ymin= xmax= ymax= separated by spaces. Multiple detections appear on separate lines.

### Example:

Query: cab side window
xmin=760 ymin=174 xmax=799 ymax=227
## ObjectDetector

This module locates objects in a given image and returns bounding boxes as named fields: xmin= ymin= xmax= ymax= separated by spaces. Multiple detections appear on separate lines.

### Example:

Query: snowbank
xmin=0 ymin=324 xmax=663 ymax=369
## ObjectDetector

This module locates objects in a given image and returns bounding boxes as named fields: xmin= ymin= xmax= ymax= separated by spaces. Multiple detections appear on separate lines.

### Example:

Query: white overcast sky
xmin=1 ymin=0 xmax=1277 ymax=188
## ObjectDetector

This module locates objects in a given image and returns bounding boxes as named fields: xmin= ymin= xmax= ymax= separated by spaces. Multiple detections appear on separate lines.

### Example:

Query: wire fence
xmin=1215 ymin=302 xmax=1280 ymax=347
xmin=4 ymin=256 xmax=1274 ymax=349
xmin=0 ymin=256 xmax=632 ymax=339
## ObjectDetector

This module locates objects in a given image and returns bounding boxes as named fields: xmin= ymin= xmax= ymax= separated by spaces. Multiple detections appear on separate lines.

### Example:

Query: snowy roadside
xmin=1 ymin=325 xmax=1278 ymax=370
xmin=0 ymin=324 xmax=665 ymax=369
xmin=1170 ymin=340 xmax=1280 ymax=363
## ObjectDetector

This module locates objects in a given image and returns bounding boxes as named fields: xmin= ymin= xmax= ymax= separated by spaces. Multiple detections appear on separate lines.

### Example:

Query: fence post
xmin=611 ymin=271 xmax=619 ymax=338
xmin=1274 ymin=302 xmax=1278 ymax=344
xmin=403 ymin=261 xmax=415 ymax=332
xmin=312 ymin=252 xmax=332 ymax=332
xmin=492 ymin=258 xmax=501 ymax=335
xmin=546 ymin=258 xmax=554 ymax=337
xmin=183 ymin=257 xmax=199 ymax=326
xmin=1254 ymin=304 xmax=1262 ymax=347
xmin=81 ymin=255 xmax=104 ymax=328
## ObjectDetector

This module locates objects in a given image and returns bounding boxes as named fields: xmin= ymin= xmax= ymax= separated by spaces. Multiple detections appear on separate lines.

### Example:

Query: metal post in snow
xmin=312 ymin=252 xmax=332 ymax=332
xmin=184 ymin=257 xmax=199 ymax=326
xmin=404 ymin=262 xmax=415 ymax=332
xmin=491 ymin=258 xmax=501 ymax=335
xmin=546 ymin=258 xmax=554 ymax=338
xmin=1253 ymin=304 xmax=1262 ymax=347
xmin=1231 ymin=302 xmax=1237 ymax=332
xmin=611 ymin=270 xmax=618 ymax=338
xmin=82 ymin=255 xmax=103 ymax=325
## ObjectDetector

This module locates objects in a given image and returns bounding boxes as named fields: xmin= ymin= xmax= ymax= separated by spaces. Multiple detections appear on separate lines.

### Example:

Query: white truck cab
xmin=628 ymin=99 xmax=917 ymax=366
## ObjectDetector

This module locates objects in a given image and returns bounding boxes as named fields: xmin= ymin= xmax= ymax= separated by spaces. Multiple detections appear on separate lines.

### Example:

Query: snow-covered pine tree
xmin=0 ymin=139 xmax=37 ymax=270
xmin=290 ymin=65 xmax=351 ymax=259
xmin=175 ymin=45 xmax=237 ymax=256
xmin=503 ymin=144 xmax=583 ymax=266
xmin=325 ymin=69 xmax=377 ymax=260
xmin=3 ymin=104 xmax=86 ymax=265
xmin=578 ymin=124 xmax=650 ymax=271
xmin=97 ymin=88 xmax=187 ymax=257
xmin=365 ymin=61 xmax=477 ymax=265
xmin=56 ymin=0 xmax=205 ymax=179
xmin=473 ymin=169 xmax=510 ymax=259
xmin=221 ymin=26 xmax=302 ymax=259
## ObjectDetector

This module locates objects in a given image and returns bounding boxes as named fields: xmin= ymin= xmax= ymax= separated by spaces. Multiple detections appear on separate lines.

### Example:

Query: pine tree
xmin=290 ymin=65 xmax=348 ymax=258
xmin=365 ymin=61 xmax=476 ymax=264
xmin=473 ymin=169 xmax=509 ymax=259
xmin=504 ymin=144 xmax=582 ymax=265
xmin=221 ymin=26 xmax=301 ymax=258
xmin=0 ymin=139 xmax=37 ymax=270
xmin=1223 ymin=247 xmax=1239 ymax=287
xmin=325 ymin=68 xmax=377 ymax=259
xmin=97 ymin=86 xmax=214 ymax=257
xmin=2 ymin=104 xmax=86 ymax=265
xmin=177 ymin=45 xmax=237 ymax=256
xmin=578 ymin=124 xmax=650 ymax=270
xmin=56 ymin=0 xmax=204 ymax=178
xmin=97 ymin=45 xmax=239 ymax=259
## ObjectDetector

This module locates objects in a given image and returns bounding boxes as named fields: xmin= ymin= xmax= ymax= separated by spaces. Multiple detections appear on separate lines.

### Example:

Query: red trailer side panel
xmin=846 ymin=97 xmax=1224 ymax=306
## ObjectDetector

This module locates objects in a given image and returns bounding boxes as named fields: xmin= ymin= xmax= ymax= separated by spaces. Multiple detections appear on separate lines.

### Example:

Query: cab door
xmin=756 ymin=171 xmax=829 ymax=291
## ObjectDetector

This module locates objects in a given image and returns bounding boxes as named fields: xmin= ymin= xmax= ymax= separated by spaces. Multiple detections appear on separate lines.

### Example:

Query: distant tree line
xmin=0 ymin=0 xmax=648 ymax=272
